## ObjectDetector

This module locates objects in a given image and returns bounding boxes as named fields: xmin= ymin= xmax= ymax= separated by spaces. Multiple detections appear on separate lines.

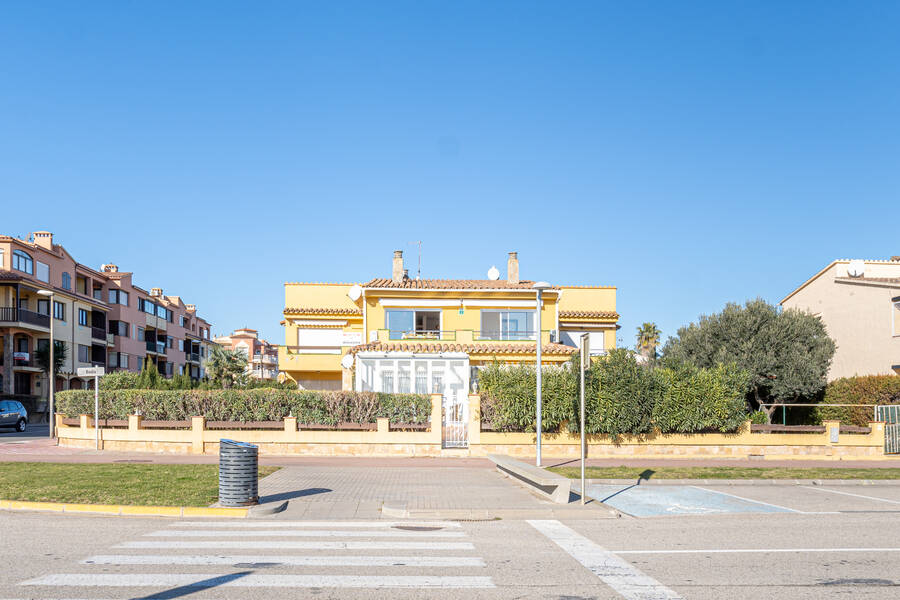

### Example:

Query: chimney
xmin=892 ymin=256 xmax=900 ymax=262
xmin=392 ymin=250 xmax=404 ymax=283
xmin=150 ymin=287 xmax=163 ymax=297
xmin=32 ymin=231 xmax=54 ymax=250
xmin=507 ymin=252 xmax=519 ymax=284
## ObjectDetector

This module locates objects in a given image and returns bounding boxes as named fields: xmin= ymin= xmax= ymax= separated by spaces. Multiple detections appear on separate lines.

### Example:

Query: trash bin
xmin=218 ymin=439 xmax=259 ymax=506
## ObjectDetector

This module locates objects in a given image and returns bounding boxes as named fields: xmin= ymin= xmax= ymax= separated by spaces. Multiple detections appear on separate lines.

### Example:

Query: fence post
xmin=869 ymin=421 xmax=886 ymax=453
xmin=284 ymin=416 xmax=297 ymax=433
xmin=430 ymin=393 xmax=443 ymax=444
xmin=128 ymin=414 xmax=143 ymax=431
xmin=468 ymin=394 xmax=481 ymax=448
xmin=79 ymin=414 xmax=89 ymax=431
xmin=191 ymin=416 xmax=206 ymax=454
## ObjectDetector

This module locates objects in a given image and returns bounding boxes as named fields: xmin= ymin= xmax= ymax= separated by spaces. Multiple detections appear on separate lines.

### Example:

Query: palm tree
xmin=636 ymin=322 xmax=662 ymax=360
xmin=35 ymin=340 xmax=68 ymax=396
xmin=206 ymin=346 xmax=249 ymax=389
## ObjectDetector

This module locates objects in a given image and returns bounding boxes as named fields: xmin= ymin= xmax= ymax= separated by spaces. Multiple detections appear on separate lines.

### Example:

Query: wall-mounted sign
xmin=13 ymin=352 xmax=29 ymax=361
xmin=342 ymin=332 xmax=363 ymax=347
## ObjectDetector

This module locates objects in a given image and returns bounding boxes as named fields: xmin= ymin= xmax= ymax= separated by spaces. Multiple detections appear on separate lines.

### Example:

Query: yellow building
xmin=279 ymin=251 xmax=618 ymax=397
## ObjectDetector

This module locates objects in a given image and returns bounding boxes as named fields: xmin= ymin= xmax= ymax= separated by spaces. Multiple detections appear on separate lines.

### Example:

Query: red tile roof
xmin=559 ymin=310 xmax=619 ymax=319
xmin=363 ymin=278 xmax=557 ymax=290
xmin=350 ymin=341 xmax=575 ymax=356
xmin=284 ymin=306 xmax=362 ymax=316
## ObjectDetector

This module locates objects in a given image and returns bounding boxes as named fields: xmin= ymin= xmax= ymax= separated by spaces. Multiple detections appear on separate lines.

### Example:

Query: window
xmin=167 ymin=336 xmax=174 ymax=349
xmin=61 ymin=272 xmax=71 ymax=290
xmin=37 ymin=338 xmax=49 ymax=353
xmin=480 ymin=310 xmax=534 ymax=340
xmin=157 ymin=306 xmax=168 ymax=321
xmin=36 ymin=261 xmax=49 ymax=283
xmin=37 ymin=299 xmax=50 ymax=316
xmin=0 ymin=248 xmax=4 ymax=268
xmin=92 ymin=287 xmax=102 ymax=300
xmin=109 ymin=320 xmax=128 ymax=337
xmin=200 ymin=346 xmax=205 ymax=357
xmin=78 ymin=309 xmax=89 ymax=326
xmin=165 ymin=362 xmax=173 ymax=376
xmin=76 ymin=276 xmax=87 ymax=295
xmin=381 ymin=371 xmax=394 ymax=393
xmin=77 ymin=344 xmax=90 ymax=363
xmin=137 ymin=327 xmax=145 ymax=342
xmin=120 ymin=353 xmax=129 ymax=369
xmin=139 ymin=298 xmax=156 ymax=314
xmin=180 ymin=315 xmax=187 ymax=327
xmin=432 ymin=372 xmax=444 ymax=394
xmin=178 ymin=340 xmax=184 ymax=352
xmin=16 ymin=337 xmax=28 ymax=352
xmin=415 ymin=364 xmax=428 ymax=394
xmin=108 ymin=289 xmax=129 ymax=306
xmin=385 ymin=309 xmax=441 ymax=340
xmin=12 ymin=250 xmax=33 ymax=274
xmin=53 ymin=301 xmax=65 ymax=321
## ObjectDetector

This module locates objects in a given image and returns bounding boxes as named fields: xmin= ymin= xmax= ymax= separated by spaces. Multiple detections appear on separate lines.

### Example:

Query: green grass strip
xmin=549 ymin=466 xmax=900 ymax=480
xmin=0 ymin=462 xmax=280 ymax=506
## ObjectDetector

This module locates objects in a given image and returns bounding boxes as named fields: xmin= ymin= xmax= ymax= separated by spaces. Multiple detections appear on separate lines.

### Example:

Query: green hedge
xmin=479 ymin=349 xmax=750 ymax=436
xmin=817 ymin=375 xmax=900 ymax=427
xmin=55 ymin=389 xmax=432 ymax=425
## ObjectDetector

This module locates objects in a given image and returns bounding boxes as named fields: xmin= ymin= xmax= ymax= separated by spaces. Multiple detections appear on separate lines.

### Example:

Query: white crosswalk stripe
xmin=19 ymin=520 xmax=495 ymax=594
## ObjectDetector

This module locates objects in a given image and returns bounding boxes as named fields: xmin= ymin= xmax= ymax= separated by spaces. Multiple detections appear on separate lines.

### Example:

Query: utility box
xmin=218 ymin=439 xmax=259 ymax=506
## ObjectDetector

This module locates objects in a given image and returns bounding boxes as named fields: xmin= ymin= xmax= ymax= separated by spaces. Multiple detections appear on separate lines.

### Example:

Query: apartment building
xmin=213 ymin=328 xmax=279 ymax=380
xmin=781 ymin=257 xmax=900 ymax=380
xmin=0 ymin=231 xmax=214 ymax=400
xmin=279 ymin=250 xmax=619 ymax=393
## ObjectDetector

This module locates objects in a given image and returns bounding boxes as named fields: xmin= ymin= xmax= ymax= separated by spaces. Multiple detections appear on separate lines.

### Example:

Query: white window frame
xmin=384 ymin=309 xmax=442 ymax=339
xmin=479 ymin=309 xmax=535 ymax=341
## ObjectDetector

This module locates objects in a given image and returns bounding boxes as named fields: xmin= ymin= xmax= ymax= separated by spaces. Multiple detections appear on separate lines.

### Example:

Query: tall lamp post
xmin=36 ymin=289 xmax=55 ymax=438
xmin=532 ymin=281 xmax=552 ymax=467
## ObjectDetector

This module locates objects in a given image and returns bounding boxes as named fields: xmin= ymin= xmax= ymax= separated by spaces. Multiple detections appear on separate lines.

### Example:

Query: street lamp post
xmin=37 ymin=289 xmax=55 ymax=438
xmin=532 ymin=281 xmax=552 ymax=467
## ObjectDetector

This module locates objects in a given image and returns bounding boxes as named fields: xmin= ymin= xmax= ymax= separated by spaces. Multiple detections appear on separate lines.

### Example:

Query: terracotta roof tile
xmin=0 ymin=270 xmax=21 ymax=280
xmin=363 ymin=278 xmax=558 ymax=290
xmin=559 ymin=310 xmax=620 ymax=319
xmin=350 ymin=341 xmax=575 ymax=356
xmin=284 ymin=306 xmax=362 ymax=316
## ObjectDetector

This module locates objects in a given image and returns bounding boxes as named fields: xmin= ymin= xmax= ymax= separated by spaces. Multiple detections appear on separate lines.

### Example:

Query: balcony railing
xmin=0 ymin=307 xmax=50 ymax=329
xmin=474 ymin=330 xmax=538 ymax=341
xmin=146 ymin=340 xmax=166 ymax=354
xmin=383 ymin=329 xmax=458 ymax=341
xmin=186 ymin=352 xmax=200 ymax=362
xmin=253 ymin=354 xmax=277 ymax=365
xmin=91 ymin=326 xmax=106 ymax=341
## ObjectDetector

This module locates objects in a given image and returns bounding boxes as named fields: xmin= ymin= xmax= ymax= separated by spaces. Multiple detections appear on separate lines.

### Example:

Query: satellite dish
xmin=847 ymin=260 xmax=866 ymax=278
xmin=487 ymin=265 xmax=500 ymax=280
xmin=340 ymin=354 xmax=354 ymax=369
xmin=348 ymin=284 xmax=362 ymax=301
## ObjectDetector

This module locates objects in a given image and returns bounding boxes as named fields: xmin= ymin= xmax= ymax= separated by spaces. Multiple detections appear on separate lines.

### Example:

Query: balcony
xmin=253 ymin=354 xmax=277 ymax=365
xmin=0 ymin=307 xmax=50 ymax=329
xmin=186 ymin=352 xmax=200 ymax=363
xmin=475 ymin=330 xmax=538 ymax=341
xmin=91 ymin=326 xmax=107 ymax=341
xmin=381 ymin=329 xmax=458 ymax=342
xmin=145 ymin=340 xmax=166 ymax=354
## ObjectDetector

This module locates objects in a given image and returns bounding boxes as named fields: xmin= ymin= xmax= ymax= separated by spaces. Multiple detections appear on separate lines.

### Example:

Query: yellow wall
xmin=558 ymin=286 xmax=616 ymax=312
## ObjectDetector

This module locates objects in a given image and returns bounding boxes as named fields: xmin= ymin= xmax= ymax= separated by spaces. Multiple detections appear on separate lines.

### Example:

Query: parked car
xmin=0 ymin=400 xmax=28 ymax=432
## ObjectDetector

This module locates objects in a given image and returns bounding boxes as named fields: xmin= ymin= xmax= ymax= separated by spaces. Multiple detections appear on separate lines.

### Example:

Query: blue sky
xmin=3 ymin=1 xmax=899 ymax=347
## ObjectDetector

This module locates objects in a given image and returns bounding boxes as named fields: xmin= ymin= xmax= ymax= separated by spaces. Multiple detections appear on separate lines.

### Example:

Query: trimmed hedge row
xmin=479 ymin=349 xmax=750 ymax=436
xmin=817 ymin=375 xmax=900 ymax=427
xmin=55 ymin=389 xmax=432 ymax=425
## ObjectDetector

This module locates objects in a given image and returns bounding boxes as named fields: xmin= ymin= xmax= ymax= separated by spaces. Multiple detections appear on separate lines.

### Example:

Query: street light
xmin=533 ymin=281 xmax=552 ymax=467
xmin=36 ymin=289 xmax=55 ymax=439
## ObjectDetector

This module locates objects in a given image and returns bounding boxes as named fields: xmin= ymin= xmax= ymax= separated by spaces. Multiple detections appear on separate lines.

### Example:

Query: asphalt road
xmin=2 ymin=504 xmax=899 ymax=599
xmin=0 ymin=423 xmax=49 ymax=443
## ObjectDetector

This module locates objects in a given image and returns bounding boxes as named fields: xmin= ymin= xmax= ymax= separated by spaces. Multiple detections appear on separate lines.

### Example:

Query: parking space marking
xmin=528 ymin=519 xmax=683 ymax=600
xmin=613 ymin=547 xmax=900 ymax=555
xmin=84 ymin=554 xmax=486 ymax=567
xmin=803 ymin=486 xmax=900 ymax=505
xmin=147 ymin=528 xmax=466 ymax=538
xmin=689 ymin=486 xmax=802 ymax=513
xmin=171 ymin=520 xmax=462 ymax=528
xmin=119 ymin=540 xmax=475 ymax=550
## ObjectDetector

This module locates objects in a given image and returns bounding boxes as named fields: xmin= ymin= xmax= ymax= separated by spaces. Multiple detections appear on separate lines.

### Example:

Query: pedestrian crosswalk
xmin=19 ymin=519 xmax=496 ymax=594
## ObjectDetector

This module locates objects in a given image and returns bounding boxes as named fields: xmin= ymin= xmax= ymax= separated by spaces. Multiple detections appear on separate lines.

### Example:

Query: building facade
xmin=781 ymin=257 xmax=900 ymax=380
xmin=279 ymin=250 xmax=619 ymax=394
xmin=0 ymin=231 xmax=214 ymax=400
xmin=213 ymin=328 xmax=279 ymax=380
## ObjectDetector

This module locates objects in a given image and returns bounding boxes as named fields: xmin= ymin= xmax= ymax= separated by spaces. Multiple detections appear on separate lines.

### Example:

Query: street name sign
xmin=77 ymin=367 xmax=106 ymax=377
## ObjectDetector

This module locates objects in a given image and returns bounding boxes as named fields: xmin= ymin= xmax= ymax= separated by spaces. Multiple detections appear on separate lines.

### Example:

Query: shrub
xmin=652 ymin=363 xmax=749 ymax=433
xmin=55 ymin=389 xmax=432 ymax=424
xmin=99 ymin=371 xmax=142 ymax=390
xmin=749 ymin=410 xmax=768 ymax=425
xmin=817 ymin=375 xmax=900 ymax=427
xmin=585 ymin=349 xmax=659 ymax=438
xmin=478 ymin=361 xmax=576 ymax=432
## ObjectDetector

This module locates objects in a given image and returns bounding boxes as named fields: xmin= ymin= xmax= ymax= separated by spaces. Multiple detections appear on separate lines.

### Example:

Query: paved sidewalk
xmin=253 ymin=465 xmax=617 ymax=520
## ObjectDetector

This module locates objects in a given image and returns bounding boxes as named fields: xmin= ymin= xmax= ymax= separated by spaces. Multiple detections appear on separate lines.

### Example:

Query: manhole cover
xmin=392 ymin=526 xmax=443 ymax=531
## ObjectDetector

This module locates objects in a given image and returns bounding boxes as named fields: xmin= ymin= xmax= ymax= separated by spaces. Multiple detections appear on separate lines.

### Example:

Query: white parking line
xmin=613 ymin=547 xmax=900 ymax=555
xmin=528 ymin=520 xmax=683 ymax=600
xmin=22 ymin=573 xmax=496 ymax=589
xmin=170 ymin=520 xmax=461 ymax=528
xmin=147 ymin=528 xmax=465 ymax=538
xmin=84 ymin=554 xmax=486 ymax=567
xmin=689 ymin=486 xmax=802 ymax=513
xmin=118 ymin=540 xmax=475 ymax=550
xmin=803 ymin=486 xmax=900 ymax=505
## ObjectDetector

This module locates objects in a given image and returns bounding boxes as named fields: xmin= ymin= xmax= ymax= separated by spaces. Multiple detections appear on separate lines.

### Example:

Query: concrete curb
xmin=0 ymin=499 xmax=249 ymax=518
xmin=581 ymin=478 xmax=900 ymax=486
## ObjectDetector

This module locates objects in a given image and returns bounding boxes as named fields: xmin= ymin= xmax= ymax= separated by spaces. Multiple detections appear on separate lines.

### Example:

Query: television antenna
xmin=408 ymin=240 xmax=423 ymax=280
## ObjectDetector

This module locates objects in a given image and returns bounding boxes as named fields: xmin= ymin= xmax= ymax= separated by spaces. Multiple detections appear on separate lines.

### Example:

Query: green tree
xmin=635 ymin=322 xmax=662 ymax=359
xmin=35 ymin=340 xmax=67 ymax=395
xmin=136 ymin=356 xmax=164 ymax=389
xmin=662 ymin=298 xmax=835 ymax=422
xmin=206 ymin=346 xmax=249 ymax=389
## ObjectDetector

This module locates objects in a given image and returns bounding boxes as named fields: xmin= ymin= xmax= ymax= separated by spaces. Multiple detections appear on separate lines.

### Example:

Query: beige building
xmin=213 ymin=328 xmax=279 ymax=380
xmin=781 ymin=257 xmax=900 ymax=380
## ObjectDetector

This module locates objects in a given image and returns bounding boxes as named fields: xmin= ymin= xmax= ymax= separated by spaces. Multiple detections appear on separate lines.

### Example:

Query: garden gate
xmin=875 ymin=405 xmax=900 ymax=454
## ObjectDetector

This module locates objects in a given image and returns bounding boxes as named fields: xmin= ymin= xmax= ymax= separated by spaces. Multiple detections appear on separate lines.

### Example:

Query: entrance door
xmin=14 ymin=372 xmax=32 ymax=395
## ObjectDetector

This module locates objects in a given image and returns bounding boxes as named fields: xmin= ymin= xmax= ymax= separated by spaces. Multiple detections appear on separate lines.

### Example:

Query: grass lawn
xmin=0 ymin=462 xmax=280 ymax=506
xmin=549 ymin=466 xmax=900 ymax=480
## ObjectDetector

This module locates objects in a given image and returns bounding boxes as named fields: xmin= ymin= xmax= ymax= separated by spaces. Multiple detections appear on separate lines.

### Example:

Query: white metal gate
xmin=876 ymin=405 xmax=900 ymax=454
xmin=442 ymin=360 xmax=469 ymax=448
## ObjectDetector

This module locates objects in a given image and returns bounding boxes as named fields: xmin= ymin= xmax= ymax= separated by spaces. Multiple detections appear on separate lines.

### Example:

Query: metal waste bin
xmin=219 ymin=439 xmax=259 ymax=506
